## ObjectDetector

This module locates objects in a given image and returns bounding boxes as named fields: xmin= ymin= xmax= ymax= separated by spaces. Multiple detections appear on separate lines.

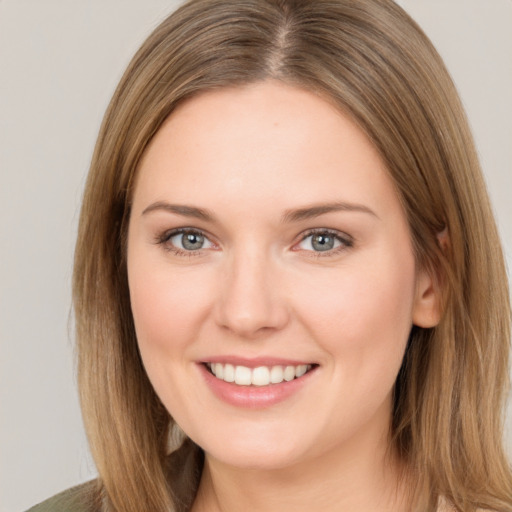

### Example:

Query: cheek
xmin=295 ymin=251 xmax=416 ymax=367
xmin=289 ymin=252 xmax=416 ymax=438
xmin=128 ymin=257 xmax=214 ymax=360
xmin=127 ymin=257 xmax=217 ymax=418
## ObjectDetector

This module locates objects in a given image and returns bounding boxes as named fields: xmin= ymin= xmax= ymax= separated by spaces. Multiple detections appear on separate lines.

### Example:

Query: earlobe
xmin=412 ymin=268 xmax=442 ymax=328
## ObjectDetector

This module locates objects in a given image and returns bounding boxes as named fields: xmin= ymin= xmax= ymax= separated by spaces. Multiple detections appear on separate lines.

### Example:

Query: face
xmin=127 ymin=81 xmax=438 ymax=470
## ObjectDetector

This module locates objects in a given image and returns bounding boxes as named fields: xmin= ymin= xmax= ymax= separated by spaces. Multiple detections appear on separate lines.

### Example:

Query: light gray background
xmin=1 ymin=1 xmax=511 ymax=511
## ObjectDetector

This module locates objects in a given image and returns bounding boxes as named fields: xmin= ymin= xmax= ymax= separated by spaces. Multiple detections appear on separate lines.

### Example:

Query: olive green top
xmin=26 ymin=481 xmax=97 ymax=512
xmin=27 ymin=479 xmax=476 ymax=512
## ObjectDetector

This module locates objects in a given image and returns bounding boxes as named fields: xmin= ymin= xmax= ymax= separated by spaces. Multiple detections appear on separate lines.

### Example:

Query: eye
xmin=161 ymin=229 xmax=215 ymax=252
xmin=296 ymin=230 xmax=352 ymax=254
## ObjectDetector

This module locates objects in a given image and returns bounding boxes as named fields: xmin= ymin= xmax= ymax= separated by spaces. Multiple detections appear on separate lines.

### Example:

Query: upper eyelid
xmin=156 ymin=228 xmax=216 ymax=255
xmin=297 ymin=228 xmax=353 ymax=243
xmin=160 ymin=227 xmax=215 ymax=242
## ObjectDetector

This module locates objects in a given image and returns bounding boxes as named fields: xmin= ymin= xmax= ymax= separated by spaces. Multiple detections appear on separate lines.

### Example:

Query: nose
xmin=214 ymin=248 xmax=290 ymax=339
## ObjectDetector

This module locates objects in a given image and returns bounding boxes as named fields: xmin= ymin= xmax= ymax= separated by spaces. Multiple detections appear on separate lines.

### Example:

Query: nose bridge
xmin=216 ymin=242 xmax=288 ymax=337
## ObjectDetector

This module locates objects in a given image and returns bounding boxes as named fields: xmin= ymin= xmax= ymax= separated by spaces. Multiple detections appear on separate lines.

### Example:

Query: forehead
xmin=133 ymin=81 xmax=398 ymax=219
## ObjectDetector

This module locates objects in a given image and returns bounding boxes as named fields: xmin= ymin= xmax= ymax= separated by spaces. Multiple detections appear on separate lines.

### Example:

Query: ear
xmin=412 ymin=229 xmax=448 ymax=328
xmin=412 ymin=267 xmax=441 ymax=328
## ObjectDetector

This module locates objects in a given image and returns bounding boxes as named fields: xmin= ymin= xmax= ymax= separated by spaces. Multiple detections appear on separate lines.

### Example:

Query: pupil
xmin=182 ymin=232 xmax=204 ymax=250
xmin=312 ymin=234 xmax=334 ymax=251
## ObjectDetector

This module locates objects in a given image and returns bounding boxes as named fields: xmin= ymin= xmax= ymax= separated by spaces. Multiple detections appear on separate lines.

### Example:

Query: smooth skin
xmin=127 ymin=81 xmax=440 ymax=512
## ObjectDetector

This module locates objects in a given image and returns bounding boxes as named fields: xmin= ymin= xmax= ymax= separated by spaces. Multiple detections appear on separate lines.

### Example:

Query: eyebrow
xmin=281 ymin=202 xmax=379 ymax=223
xmin=141 ymin=200 xmax=378 ymax=223
xmin=142 ymin=201 xmax=215 ymax=221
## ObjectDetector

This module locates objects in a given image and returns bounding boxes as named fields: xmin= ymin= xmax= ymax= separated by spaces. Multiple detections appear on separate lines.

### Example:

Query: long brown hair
xmin=73 ymin=1 xmax=512 ymax=510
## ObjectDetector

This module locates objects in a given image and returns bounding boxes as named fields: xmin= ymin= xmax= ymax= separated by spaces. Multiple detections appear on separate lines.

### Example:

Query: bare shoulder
xmin=26 ymin=480 xmax=99 ymax=512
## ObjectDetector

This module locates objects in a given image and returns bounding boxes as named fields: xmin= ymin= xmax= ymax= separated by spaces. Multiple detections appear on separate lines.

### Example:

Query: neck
xmin=191 ymin=424 xmax=411 ymax=512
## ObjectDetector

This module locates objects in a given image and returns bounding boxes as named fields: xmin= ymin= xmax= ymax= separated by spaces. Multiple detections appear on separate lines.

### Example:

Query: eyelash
xmin=297 ymin=228 xmax=354 ymax=258
xmin=155 ymin=228 xmax=214 ymax=257
xmin=155 ymin=228 xmax=354 ymax=258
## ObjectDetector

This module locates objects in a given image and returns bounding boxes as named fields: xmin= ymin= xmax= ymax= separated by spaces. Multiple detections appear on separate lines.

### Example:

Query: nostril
xmin=215 ymin=297 xmax=290 ymax=337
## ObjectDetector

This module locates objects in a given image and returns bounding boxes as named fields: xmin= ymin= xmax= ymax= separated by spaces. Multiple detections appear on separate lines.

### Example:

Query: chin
xmin=192 ymin=426 xmax=310 ymax=470
xmin=206 ymin=445 xmax=304 ymax=471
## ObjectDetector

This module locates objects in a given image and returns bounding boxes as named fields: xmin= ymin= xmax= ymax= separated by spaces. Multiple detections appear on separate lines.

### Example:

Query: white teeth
xmin=224 ymin=364 xmax=235 ymax=382
xmin=208 ymin=363 xmax=313 ymax=386
xmin=283 ymin=365 xmax=295 ymax=381
xmin=270 ymin=365 xmax=284 ymax=384
xmin=295 ymin=364 xmax=307 ymax=377
xmin=214 ymin=363 xmax=224 ymax=380
xmin=252 ymin=366 xmax=270 ymax=386
xmin=234 ymin=365 xmax=252 ymax=386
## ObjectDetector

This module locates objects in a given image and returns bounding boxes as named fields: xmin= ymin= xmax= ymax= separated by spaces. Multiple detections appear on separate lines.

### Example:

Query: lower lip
xmin=198 ymin=364 xmax=317 ymax=409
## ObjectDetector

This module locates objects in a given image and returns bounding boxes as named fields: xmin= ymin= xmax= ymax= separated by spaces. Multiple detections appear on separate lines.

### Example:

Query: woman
xmin=29 ymin=0 xmax=511 ymax=511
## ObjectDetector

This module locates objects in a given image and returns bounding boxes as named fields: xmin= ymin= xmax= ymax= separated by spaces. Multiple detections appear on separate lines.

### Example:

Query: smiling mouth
xmin=205 ymin=362 xmax=316 ymax=387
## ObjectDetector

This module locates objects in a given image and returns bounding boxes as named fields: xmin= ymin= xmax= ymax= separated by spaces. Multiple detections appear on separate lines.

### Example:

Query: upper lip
xmin=200 ymin=356 xmax=317 ymax=368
